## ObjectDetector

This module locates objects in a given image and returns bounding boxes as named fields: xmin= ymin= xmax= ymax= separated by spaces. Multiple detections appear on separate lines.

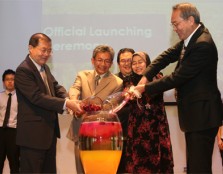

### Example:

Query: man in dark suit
xmin=115 ymin=48 xmax=135 ymax=173
xmin=116 ymin=48 xmax=135 ymax=136
xmin=134 ymin=3 xmax=223 ymax=173
xmin=15 ymin=33 xmax=81 ymax=173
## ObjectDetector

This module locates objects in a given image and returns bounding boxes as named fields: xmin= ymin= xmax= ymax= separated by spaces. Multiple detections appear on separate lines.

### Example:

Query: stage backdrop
xmin=0 ymin=0 xmax=223 ymax=102
xmin=1 ymin=0 xmax=223 ymax=173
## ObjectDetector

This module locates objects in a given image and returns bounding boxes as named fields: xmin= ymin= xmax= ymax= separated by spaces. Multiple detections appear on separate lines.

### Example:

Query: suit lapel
xmin=43 ymin=65 xmax=55 ymax=96
xmin=26 ymin=56 xmax=44 ymax=84
xmin=186 ymin=23 xmax=205 ymax=52
xmin=180 ymin=24 xmax=205 ymax=64
xmin=87 ymin=71 xmax=96 ymax=95
xmin=26 ymin=56 xmax=54 ymax=96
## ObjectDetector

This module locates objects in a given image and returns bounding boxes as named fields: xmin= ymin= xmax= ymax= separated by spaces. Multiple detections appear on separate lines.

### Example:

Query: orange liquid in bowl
xmin=80 ymin=150 xmax=122 ymax=174
xmin=79 ymin=121 xmax=123 ymax=174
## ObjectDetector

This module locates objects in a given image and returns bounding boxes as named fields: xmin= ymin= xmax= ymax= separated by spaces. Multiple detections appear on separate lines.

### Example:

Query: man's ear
xmin=28 ymin=45 xmax=33 ymax=53
xmin=91 ymin=57 xmax=95 ymax=66
xmin=188 ymin=16 xmax=195 ymax=25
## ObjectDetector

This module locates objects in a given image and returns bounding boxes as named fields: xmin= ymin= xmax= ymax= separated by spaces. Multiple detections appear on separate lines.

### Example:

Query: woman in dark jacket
xmin=124 ymin=51 xmax=174 ymax=174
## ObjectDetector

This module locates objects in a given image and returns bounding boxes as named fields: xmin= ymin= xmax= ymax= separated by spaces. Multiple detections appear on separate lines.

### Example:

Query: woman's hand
xmin=134 ymin=84 xmax=145 ymax=94
xmin=137 ymin=76 xmax=148 ymax=85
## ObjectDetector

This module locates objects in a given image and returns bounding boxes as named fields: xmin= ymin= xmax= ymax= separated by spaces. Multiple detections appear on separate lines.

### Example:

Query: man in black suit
xmin=15 ymin=33 xmax=81 ymax=173
xmin=115 ymin=48 xmax=135 ymax=173
xmin=116 ymin=48 xmax=135 ymax=135
xmin=134 ymin=3 xmax=223 ymax=173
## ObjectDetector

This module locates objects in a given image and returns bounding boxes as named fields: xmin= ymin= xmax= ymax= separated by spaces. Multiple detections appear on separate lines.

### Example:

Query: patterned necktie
xmin=180 ymin=45 xmax=186 ymax=60
xmin=175 ymin=45 xmax=186 ymax=100
xmin=95 ymin=75 xmax=101 ymax=86
xmin=3 ymin=93 xmax=12 ymax=128
xmin=40 ymin=66 xmax=51 ymax=95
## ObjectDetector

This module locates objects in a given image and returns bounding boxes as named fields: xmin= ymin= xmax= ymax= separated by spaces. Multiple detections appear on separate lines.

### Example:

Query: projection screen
xmin=1 ymin=0 xmax=223 ymax=103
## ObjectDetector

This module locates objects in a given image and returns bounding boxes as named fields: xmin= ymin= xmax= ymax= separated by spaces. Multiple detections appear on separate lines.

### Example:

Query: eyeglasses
xmin=171 ymin=19 xmax=185 ymax=29
xmin=120 ymin=59 xmax=132 ymax=64
xmin=37 ymin=48 xmax=52 ymax=55
xmin=95 ymin=58 xmax=112 ymax=64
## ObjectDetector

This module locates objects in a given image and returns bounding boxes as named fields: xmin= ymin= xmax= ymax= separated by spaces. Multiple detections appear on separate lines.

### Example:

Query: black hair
xmin=29 ymin=33 xmax=51 ymax=47
xmin=117 ymin=48 xmax=135 ymax=64
xmin=2 ymin=69 xmax=15 ymax=81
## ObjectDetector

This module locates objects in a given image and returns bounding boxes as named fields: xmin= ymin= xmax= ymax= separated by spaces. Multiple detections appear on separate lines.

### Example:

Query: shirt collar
xmin=95 ymin=71 xmax=109 ymax=79
xmin=184 ymin=24 xmax=201 ymax=47
xmin=122 ymin=72 xmax=132 ymax=78
xmin=5 ymin=90 xmax=16 ymax=95
xmin=29 ymin=55 xmax=42 ymax=72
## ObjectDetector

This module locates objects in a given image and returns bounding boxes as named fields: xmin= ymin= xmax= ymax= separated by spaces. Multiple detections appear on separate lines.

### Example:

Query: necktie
xmin=40 ymin=66 xmax=51 ymax=95
xmin=95 ymin=75 xmax=101 ymax=86
xmin=180 ymin=45 xmax=186 ymax=60
xmin=175 ymin=45 xmax=186 ymax=100
xmin=3 ymin=93 xmax=12 ymax=128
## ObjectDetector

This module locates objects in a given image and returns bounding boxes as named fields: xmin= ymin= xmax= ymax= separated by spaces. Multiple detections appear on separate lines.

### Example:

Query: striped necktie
xmin=95 ymin=75 xmax=101 ymax=86
xmin=40 ymin=66 xmax=51 ymax=95
xmin=180 ymin=45 xmax=186 ymax=60
xmin=175 ymin=45 xmax=186 ymax=100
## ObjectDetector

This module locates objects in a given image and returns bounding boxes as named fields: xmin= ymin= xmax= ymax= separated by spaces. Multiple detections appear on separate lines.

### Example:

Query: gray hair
xmin=92 ymin=45 xmax=115 ymax=61
xmin=173 ymin=3 xmax=200 ymax=24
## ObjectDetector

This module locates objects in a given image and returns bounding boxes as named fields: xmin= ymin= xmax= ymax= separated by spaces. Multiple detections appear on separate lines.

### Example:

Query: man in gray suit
xmin=134 ymin=3 xmax=223 ymax=173
xmin=67 ymin=45 xmax=123 ymax=174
